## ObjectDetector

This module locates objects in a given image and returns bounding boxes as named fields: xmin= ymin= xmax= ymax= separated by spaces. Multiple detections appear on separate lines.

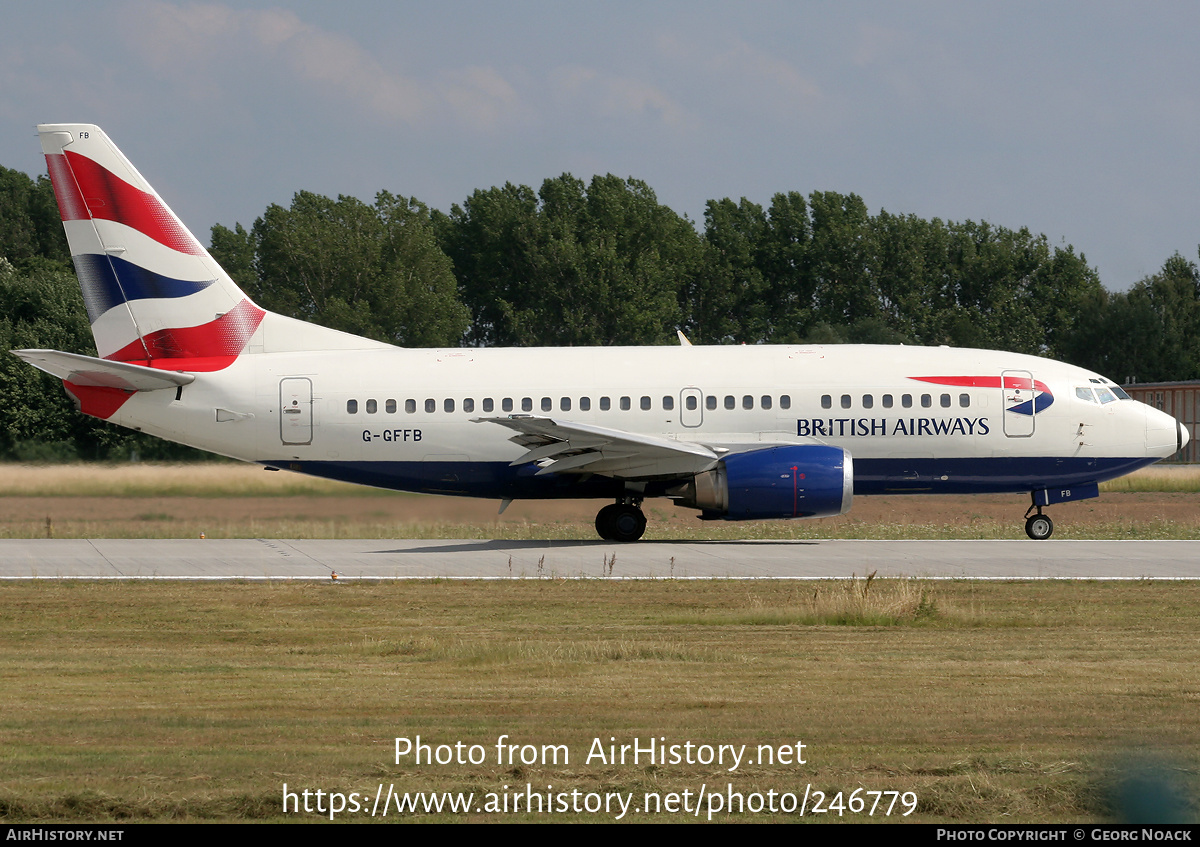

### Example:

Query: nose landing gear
xmin=1024 ymin=503 xmax=1054 ymax=540
xmin=595 ymin=499 xmax=647 ymax=542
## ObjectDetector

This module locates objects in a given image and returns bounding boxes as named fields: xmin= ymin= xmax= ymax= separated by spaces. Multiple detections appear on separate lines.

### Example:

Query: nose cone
xmin=1145 ymin=405 xmax=1186 ymax=458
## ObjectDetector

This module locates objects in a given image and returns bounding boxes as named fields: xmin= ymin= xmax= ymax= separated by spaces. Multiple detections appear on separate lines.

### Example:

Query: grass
xmin=2 ymin=462 xmax=1199 ymax=539
xmin=6 ymin=515 xmax=1200 ymax=541
xmin=1098 ymin=464 xmax=1200 ymax=492
xmin=664 ymin=572 xmax=940 ymax=626
xmin=0 ymin=579 xmax=1197 ymax=822
xmin=0 ymin=462 xmax=368 ymax=497
xmin=3 ymin=461 xmax=1200 ymax=497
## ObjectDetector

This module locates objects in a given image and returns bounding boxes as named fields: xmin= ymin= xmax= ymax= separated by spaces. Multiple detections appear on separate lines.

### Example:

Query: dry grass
xmin=2 ymin=463 xmax=1199 ymax=540
xmin=3 ymin=461 xmax=1199 ymax=497
xmin=0 ymin=462 xmax=367 ymax=497
xmin=1 ymin=580 xmax=1198 ymax=822
xmin=1099 ymin=464 xmax=1200 ymax=492
xmin=666 ymin=572 xmax=939 ymax=626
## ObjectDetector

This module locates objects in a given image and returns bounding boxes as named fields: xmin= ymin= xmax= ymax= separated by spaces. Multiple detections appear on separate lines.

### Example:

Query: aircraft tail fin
xmin=38 ymin=124 xmax=265 ymax=371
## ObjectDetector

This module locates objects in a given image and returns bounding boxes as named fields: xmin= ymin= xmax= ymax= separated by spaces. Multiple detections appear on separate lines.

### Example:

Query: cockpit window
xmin=1076 ymin=387 xmax=1097 ymax=403
xmin=1093 ymin=377 xmax=1131 ymax=400
xmin=1094 ymin=386 xmax=1117 ymax=404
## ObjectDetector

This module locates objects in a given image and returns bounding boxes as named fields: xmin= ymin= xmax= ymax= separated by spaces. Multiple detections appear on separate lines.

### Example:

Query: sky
xmin=1 ymin=0 xmax=1197 ymax=291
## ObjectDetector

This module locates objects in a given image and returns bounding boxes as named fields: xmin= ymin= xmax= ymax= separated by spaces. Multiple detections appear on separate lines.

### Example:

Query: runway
xmin=0 ymin=538 xmax=1197 ymax=579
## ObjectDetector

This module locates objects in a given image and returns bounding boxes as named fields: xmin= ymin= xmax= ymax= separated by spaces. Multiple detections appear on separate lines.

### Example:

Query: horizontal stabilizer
xmin=12 ymin=349 xmax=196 ymax=390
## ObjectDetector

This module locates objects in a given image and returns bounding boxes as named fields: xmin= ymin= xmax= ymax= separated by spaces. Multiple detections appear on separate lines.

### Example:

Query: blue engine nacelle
xmin=671 ymin=445 xmax=853 ymax=520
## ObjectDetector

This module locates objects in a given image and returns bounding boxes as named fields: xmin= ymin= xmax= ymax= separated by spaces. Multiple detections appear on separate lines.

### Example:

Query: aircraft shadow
xmin=368 ymin=539 xmax=823 ymax=554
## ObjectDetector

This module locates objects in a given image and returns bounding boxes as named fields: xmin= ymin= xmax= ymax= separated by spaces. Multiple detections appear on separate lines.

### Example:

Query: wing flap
xmin=475 ymin=415 xmax=719 ymax=480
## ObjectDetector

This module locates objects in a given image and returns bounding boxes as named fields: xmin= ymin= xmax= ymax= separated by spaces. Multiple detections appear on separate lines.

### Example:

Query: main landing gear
xmin=595 ymin=498 xmax=647 ymax=542
xmin=1023 ymin=503 xmax=1054 ymax=540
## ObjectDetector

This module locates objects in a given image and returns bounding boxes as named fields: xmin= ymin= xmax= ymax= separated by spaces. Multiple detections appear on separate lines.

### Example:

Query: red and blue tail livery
xmin=40 ymin=124 xmax=264 ymax=371
xmin=13 ymin=124 xmax=1189 ymax=541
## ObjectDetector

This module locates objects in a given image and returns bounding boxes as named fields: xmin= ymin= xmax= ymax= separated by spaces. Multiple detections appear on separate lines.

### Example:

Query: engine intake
xmin=672 ymin=445 xmax=853 ymax=520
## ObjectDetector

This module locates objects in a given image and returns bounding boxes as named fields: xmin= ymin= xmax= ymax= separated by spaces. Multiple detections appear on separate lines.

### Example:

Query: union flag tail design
xmin=38 ymin=124 xmax=264 ymax=371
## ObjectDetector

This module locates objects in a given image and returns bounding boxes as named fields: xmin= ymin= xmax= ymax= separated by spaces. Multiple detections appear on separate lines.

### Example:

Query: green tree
xmin=440 ymin=174 xmax=700 ymax=346
xmin=208 ymin=222 xmax=256 ymax=292
xmin=940 ymin=222 xmax=1047 ymax=354
xmin=869 ymin=211 xmax=950 ymax=345
xmin=0 ymin=166 xmax=69 ymax=267
xmin=690 ymin=197 xmax=770 ymax=343
xmin=0 ymin=259 xmax=204 ymax=460
xmin=1084 ymin=252 xmax=1200 ymax=383
xmin=807 ymin=192 xmax=877 ymax=329
xmin=435 ymin=181 xmax=543 ymax=346
xmin=213 ymin=191 xmax=469 ymax=347
xmin=758 ymin=192 xmax=814 ymax=341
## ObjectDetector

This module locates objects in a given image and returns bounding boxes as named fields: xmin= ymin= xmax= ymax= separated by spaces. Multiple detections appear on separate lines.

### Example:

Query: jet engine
xmin=670 ymin=444 xmax=853 ymax=520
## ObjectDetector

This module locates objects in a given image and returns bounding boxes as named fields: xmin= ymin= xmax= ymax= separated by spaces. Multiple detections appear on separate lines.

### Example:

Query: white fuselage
xmin=101 ymin=342 xmax=1182 ymax=502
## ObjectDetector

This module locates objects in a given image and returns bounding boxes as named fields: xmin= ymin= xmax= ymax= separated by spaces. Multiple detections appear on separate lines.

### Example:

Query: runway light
xmin=331 ymin=571 xmax=338 ymax=581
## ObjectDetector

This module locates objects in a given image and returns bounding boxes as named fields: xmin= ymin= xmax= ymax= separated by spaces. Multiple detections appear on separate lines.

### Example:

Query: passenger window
xmin=385 ymin=399 xmax=396 ymax=414
xmin=580 ymin=397 xmax=591 ymax=411
xmin=483 ymin=398 xmax=494 ymax=413
xmin=560 ymin=397 xmax=571 ymax=411
xmin=347 ymin=399 xmax=358 ymax=414
xmin=780 ymin=395 xmax=791 ymax=410
xmin=743 ymin=395 xmax=753 ymax=410
xmin=444 ymin=399 xmax=455 ymax=413
xmin=761 ymin=395 xmax=772 ymax=410
xmin=821 ymin=395 xmax=832 ymax=409
xmin=724 ymin=395 xmax=735 ymax=410
xmin=882 ymin=394 xmax=893 ymax=409
xmin=502 ymin=398 xmax=513 ymax=412
xmin=425 ymin=399 xmax=435 ymax=413
xmin=940 ymin=394 xmax=951 ymax=408
xmin=463 ymin=398 xmax=474 ymax=413
xmin=662 ymin=395 xmax=674 ymax=411
xmin=921 ymin=394 xmax=932 ymax=408
xmin=600 ymin=396 xmax=611 ymax=411
xmin=862 ymin=394 xmax=873 ymax=410
xmin=685 ymin=395 xmax=697 ymax=410
xmin=620 ymin=397 xmax=631 ymax=411
xmin=640 ymin=396 xmax=651 ymax=411
xmin=959 ymin=394 xmax=970 ymax=408
xmin=841 ymin=394 xmax=851 ymax=409
xmin=366 ymin=399 xmax=377 ymax=414
xmin=902 ymin=394 xmax=913 ymax=408
xmin=522 ymin=398 xmax=533 ymax=412
xmin=706 ymin=396 xmax=717 ymax=411
xmin=541 ymin=397 xmax=552 ymax=412
xmin=405 ymin=399 xmax=416 ymax=414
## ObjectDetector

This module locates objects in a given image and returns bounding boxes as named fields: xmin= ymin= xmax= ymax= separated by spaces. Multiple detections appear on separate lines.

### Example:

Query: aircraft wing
xmin=12 ymin=349 xmax=196 ymax=391
xmin=474 ymin=415 xmax=721 ymax=479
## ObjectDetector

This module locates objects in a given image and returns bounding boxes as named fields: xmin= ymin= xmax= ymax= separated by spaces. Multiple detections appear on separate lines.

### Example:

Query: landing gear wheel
xmin=1025 ymin=513 xmax=1054 ymax=540
xmin=595 ymin=503 xmax=646 ymax=542
xmin=595 ymin=504 xmax=620 ymax=540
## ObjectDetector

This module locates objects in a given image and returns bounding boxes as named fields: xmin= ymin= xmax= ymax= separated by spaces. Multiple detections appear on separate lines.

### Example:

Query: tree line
xmin=1 ymin=163 xmax=1197 ymax=460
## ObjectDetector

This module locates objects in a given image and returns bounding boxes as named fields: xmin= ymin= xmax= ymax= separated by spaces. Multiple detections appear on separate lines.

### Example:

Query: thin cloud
xmin=443 ymin=66 xmax=523 ymax=132
xmin=123 ymin=1 xmax=526 ymax=130
xmin=551 ymin=64 xmax=691 ymax=129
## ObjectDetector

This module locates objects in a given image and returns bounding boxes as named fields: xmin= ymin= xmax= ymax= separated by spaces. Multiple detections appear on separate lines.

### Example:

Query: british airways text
xmin=797 ymin=417 xmax=991 ymax=438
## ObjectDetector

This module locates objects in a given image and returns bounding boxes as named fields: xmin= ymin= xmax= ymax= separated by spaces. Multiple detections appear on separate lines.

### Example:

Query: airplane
xmin=13 ymin=124 xmax=1189 ymax=542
